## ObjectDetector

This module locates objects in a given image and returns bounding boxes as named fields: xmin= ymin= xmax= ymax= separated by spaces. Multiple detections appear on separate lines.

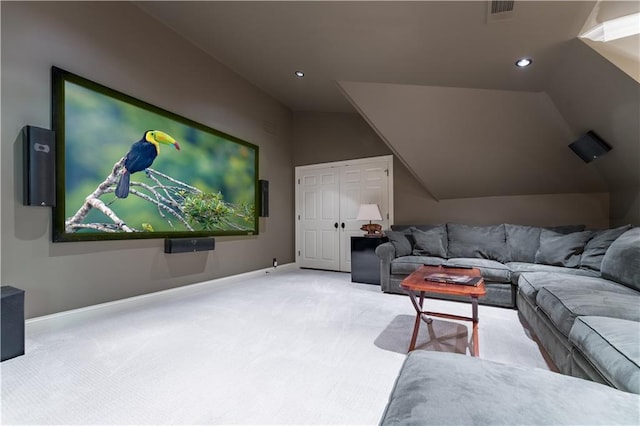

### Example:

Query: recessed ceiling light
xmin=515 ymin=58 xmax=533 ymax=68
xmin=294 ymin=71 xmax=305 ymax=78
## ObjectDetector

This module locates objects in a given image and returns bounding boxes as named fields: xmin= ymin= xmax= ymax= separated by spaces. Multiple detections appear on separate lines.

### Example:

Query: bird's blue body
xmin=115 ymin=130 xmax=179 ymax=198
xmin=124 ymin=140 xmax=158 ymax=174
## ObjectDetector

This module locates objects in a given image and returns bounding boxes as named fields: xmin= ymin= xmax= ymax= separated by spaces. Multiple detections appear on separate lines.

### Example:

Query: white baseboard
xmin=26 ymin=263 xmax=298 ymax=334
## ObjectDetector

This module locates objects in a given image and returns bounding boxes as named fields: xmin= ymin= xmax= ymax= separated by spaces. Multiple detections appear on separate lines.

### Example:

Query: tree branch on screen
xmin=64 ymin=158 xmax=254 ymax=234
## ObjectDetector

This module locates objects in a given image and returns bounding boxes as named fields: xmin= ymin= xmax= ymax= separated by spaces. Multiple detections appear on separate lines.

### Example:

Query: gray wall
xmin=1 ymin=2 xmax=294 ymax=318
xmin=546 ymin=39 xmax=640 ymax=227
xmin=293 ymin=112 xmax=610 ymax=229
xmin=293 ymin=112 xmax=393 ymax=166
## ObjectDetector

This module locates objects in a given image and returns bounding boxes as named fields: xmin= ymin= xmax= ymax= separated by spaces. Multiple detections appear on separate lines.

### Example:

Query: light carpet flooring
xmin=1 ymin=268 xmax=552 ymax=425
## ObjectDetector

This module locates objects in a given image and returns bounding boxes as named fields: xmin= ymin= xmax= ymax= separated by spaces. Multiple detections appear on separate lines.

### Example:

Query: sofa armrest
xmin=376 ymin=242 xmax=396 ymax=292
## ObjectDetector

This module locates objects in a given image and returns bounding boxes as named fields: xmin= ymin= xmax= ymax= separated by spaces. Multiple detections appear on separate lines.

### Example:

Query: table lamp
xmin=356 ymin=204 xmax=383 ymax=236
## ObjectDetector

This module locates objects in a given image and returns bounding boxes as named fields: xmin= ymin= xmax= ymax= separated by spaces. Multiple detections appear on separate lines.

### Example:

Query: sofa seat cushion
xmin=517 ymin=272 xmax=635 ymax=309
xmin=569 ymin=316 xmax=640 ymax=394
xmin=380 ymin=351 xmax=640 ymax=426
xmin=390 ymin=256 xmax=445 ymax=275
xmin=445 ymin=258 xmax=511 ymax=283
xmin=536 ymin=286 xmax=640 ymax=337
xmin=508 ymin=262 xmax=600 ymax=285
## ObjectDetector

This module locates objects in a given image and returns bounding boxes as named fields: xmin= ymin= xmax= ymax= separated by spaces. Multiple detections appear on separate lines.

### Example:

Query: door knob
xmin=341 ymin=222 xmax=345 ymax=229
xmin=334 ymin=222 xmax=339 ymax=229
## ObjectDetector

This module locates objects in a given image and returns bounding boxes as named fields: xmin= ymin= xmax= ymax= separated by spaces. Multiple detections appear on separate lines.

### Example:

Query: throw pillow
xmin=580 ymin=225 xmax=632 ymax=271
xmin=505 ymin=224 xmax=542 ymax=263
xmin=601 ymin=227 xmax=640 ymax=291
xmin=411 ymin=226 xmax=447 ymax=258
xmin=385 ymin=231 xmax=413 ymax=257
xmin=391 ymin=224 xmax=439 ymax=248
xmin=535 ymin=230 xmax=592 ymax=268
xmin=446 ymin=223 xmax=509 ymax=263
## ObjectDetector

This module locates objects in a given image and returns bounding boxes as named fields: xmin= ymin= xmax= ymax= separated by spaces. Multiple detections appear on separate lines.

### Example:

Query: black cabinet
xmin=351 ymin=236 xmax=388 ymax=285
xmin=1 ymin=286 xmax=25 ymax=362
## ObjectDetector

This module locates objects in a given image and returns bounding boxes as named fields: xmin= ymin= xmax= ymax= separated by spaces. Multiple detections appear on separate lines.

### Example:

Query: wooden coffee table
xmin=400 ymin=265 xmax=486 ymax=356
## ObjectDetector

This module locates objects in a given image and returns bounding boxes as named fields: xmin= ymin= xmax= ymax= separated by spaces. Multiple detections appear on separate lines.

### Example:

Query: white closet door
xmin=297 ymin=167 xmax=341 ymax=270
xmin=296 ymin=155 xmax=393 ymax=273
xmin=338 ymin=160 xmax=390 ymax=272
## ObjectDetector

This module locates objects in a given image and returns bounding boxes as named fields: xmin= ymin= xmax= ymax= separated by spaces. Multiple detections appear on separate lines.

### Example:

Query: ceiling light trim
xmin=515 ymin=58 xmax=533 ymax=68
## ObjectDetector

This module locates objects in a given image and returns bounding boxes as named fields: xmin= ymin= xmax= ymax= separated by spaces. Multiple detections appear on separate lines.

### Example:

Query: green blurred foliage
xmin=183 ymin=192 xmax=230 ymax=230
xmin=63 ymin=82 xmax=257 ymax=233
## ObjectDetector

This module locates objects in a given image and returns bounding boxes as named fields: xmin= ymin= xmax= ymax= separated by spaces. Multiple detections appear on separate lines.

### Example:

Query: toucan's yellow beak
xmin=150 ymin=130 xmax=180 ymax=150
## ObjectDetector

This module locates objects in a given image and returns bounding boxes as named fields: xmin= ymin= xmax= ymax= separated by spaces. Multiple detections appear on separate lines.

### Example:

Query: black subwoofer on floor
xmin=1 ymin=286 xmax=25 ymax=362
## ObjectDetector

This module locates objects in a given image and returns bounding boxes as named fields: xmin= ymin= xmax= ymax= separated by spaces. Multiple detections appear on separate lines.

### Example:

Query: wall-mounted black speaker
xmin=164 ymin=237 xmax=215 ymax=254
xmin=569 ymin=131 xmax=612 ymax=163
xmin=259 ymin=179 xmax=269 ymax=217
xmin=22 ymin=125 xmax=56 ymax=206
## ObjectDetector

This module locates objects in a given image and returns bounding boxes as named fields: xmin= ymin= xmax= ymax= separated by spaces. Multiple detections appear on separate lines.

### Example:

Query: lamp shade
xmin=356 ymin=204 xmax=382 ymax=221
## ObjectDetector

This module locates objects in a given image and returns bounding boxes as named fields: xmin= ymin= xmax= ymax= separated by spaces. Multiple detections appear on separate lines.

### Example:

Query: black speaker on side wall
xmin=22 ymin=125 xmax=56 ymax=206
xmin=164 ymin=237 xmax=215 ymax=254
xmin=569 ymin=131 xmax=612 ymax=163
xmin=259 ymin=179 xmax=269 ymax=217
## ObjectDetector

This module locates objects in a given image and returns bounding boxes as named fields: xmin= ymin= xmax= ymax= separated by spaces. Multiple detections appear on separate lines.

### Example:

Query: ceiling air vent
xmin=487 ymin=1 xmax=515 ymax=23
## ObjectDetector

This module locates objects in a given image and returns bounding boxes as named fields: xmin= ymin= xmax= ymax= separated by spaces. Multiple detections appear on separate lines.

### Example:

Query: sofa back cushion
xmin=411 ymin=226 xmax=447 ymax=258
xmin=446 ymin=223 xmax=509 ymax=262
xmin=505 ymin=224 xmax=542 ymax=263
xmin=581 ymin=225 xmax=632 ymax=271
xmin=535 ymin=230 xmax=592 ymax=268
xmin=601 ymin=227 xmax=640 ymax=291
xmin=546 ymin=224 xmax=586 ymax=234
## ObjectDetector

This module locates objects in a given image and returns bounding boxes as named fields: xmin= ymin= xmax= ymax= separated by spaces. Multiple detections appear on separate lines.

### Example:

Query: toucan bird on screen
xmin=115 ymin=130 xmax=180 ymax=198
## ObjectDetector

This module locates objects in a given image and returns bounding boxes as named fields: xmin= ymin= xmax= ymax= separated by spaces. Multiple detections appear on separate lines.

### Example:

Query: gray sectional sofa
xmin=517 ymin=227 xmax=640 ymax=394
xmin=376 ymin=223 xmax=640 ymax=396
xmin=376 ymin=223 xmax=629 ymax=308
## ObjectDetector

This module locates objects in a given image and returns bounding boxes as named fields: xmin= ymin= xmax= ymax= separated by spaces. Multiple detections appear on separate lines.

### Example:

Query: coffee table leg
xmin=408 ymin=291 xmax=425 ymax=352
xmin=472 ymin=296 xmax=479 ymax=357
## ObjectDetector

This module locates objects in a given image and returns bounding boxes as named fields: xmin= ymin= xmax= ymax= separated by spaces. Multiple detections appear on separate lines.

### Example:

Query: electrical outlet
xmin=273 ymin=258 xmax=277 ymax=268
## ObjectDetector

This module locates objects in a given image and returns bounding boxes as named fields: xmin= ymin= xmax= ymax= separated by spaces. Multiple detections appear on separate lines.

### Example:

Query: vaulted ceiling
xmin=136 ymin=1 xmax=639 ymax=201
xmin=136 ymin=1 xmax=599 ymax=112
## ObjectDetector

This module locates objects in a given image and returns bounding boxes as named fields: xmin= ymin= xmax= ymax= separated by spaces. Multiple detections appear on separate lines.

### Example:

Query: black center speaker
xmin=164 ymin=237 xmax=215 ymax=254
xmin=259 ymin=179 xmax=269 ymax=217
xmin=23 ymin=125 xmax=56 ymax=206
xmin=569 ymin=131 xmax=612 ymax=163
